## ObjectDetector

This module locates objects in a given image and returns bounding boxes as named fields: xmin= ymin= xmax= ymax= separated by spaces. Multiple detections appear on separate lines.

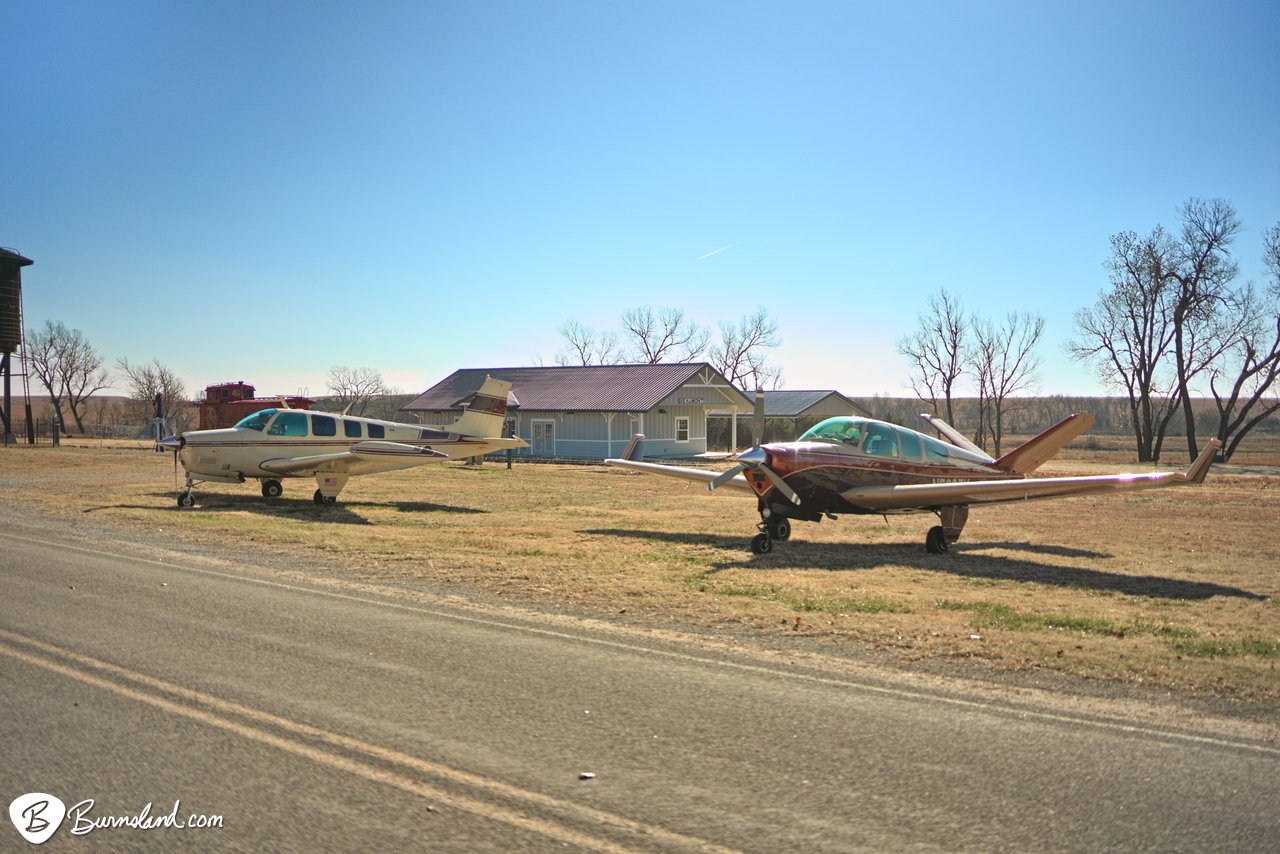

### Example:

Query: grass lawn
xmin=2 ymin=439 xmax=1277 ymax=701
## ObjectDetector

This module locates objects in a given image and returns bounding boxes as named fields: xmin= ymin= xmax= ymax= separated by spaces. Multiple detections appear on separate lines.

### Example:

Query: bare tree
xmin=1166 ymin=198 xmax=1246 ymax=460
xmin=326 ymin=366 xmax=389 ymax=416
xmin=707 ymin=307 xmax=783 ymax=389
xmin=117 ymin=357 xmax=189 ymax=431
xmin=971 ymin=312 xmax=1044 ymax=455
xmin=1069 ymin=228 xmax=1183 ymax=462
xmin=554 ymin=320 xmax=623 ymax=366
xmin=896 ymin=288 xmax=967 ymax=423
xmin=25 ymin=321 xmax=112 ymax=433
xmin=619 ymin=306 xmax=709 ymax=363
xmin=1206 ymin=223 xmax=1280 ymax=460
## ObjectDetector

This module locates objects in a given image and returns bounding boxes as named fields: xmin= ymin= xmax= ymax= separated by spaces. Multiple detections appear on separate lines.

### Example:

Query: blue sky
xmin=4 ymin=0 xmax=1277 ymax=400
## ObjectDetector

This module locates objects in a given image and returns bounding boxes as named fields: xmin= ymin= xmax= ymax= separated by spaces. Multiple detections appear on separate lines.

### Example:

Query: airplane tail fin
xmin=994 ymin=413 xmax=1096 ymax=474
xmin=1182 ymin=439 xmax=1219 ymax=484
xmin=450 ymin=377 xmax=514 ymax=438
xmin=619 ymin=433 xmax=645 ymax=461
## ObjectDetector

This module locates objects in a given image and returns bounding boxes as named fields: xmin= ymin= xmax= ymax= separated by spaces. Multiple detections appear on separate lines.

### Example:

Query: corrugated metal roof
xmin=403 ymin=363 xmax=753 ymax=413
xmin=710 ymin=390 xmax=871 ymax=418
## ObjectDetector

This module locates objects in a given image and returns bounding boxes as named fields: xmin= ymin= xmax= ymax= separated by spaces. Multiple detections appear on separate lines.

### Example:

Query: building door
xmin=531 ymin=420 xmax=555 ymax=456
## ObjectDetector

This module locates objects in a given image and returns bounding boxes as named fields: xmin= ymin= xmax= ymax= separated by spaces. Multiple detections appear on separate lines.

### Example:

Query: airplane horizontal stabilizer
xmin=918 ymin=414 xmax=994 ymax=462
xmin=994 ymin=413 xmax=1095 ymax=474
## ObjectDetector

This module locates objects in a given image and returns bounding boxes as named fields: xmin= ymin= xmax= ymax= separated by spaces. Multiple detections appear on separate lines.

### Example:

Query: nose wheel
xmin=750 ymin=515 xmax=791 ymax=554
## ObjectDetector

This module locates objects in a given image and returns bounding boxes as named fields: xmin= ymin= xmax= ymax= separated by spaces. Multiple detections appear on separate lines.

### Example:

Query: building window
xmin=675 ymin=416 xmax=690 ymax=442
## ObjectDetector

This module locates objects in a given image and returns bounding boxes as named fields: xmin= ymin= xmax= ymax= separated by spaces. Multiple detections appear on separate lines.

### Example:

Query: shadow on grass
xmin=108 ymin=492 xmax=488 ymax=524
xmin=581 ymin=528 xmax=1267 ymax=601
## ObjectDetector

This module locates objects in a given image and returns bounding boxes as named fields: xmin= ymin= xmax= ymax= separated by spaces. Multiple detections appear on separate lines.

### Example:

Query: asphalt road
xmin=2 ymin=520 xmax=1277 ymax=853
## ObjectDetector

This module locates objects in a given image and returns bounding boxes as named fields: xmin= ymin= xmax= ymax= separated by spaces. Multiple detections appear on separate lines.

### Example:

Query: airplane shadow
xmin=580 ymin=528 xmax=1267 ymax=602
xmin=126 ymin=493 xmax=487 ymax=524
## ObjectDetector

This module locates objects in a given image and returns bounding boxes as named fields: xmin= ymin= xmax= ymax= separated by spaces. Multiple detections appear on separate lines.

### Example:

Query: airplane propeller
xmin=157 ymin=433 xmax=184 ymax=486
xmin=705 ymin=389 xmax=801 ymax=506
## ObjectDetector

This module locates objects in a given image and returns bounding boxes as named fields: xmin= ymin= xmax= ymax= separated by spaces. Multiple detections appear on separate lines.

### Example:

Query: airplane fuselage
xmin=176 ymin=408 xmax=519 ymax=482
xmin=755 ymin=439 xmax=1017 ymax=516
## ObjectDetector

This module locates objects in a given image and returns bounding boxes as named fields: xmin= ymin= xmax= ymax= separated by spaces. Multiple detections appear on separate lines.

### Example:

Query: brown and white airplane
xmin=160 ymin=377 xmax=527 ymax=507
xmin=607 ymin=408 xmax=1219 ymax=555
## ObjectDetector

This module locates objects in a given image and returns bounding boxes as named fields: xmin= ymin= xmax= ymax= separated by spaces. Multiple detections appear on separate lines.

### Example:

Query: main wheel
xmin=766 ymin=517 xmax=792 ymax=541
xmin=261 ymin=480 xmax=283 ymax=498
xmin=925 ymin=526 xmax=949 ymax=554
xmin=313 ymin=489 xmax=336 ymax=505
xmin=177 ymin=492 xmax=195 ymax=508
xmin=750 ymin=533 xmax=773 ymax=555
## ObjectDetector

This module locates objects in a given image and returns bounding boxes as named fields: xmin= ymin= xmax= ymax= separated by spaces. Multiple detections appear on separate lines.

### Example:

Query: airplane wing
xmin=606 ymin=458 xmax=755 ymax=492
xmin=840 ymin=441 xmax=1219 ymax=511
xmin=260 ymin=441 xmax=448 ymax=475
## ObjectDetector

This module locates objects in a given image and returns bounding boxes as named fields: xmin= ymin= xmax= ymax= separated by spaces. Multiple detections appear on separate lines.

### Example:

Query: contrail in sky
xmin=697 ymin=244 xmax=733 ymax=260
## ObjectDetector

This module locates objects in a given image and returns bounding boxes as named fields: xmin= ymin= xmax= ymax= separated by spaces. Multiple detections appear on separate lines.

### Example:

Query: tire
xmin=925 ymin=526 xmax=949 ymax=554
xmin=313 ymin=489 xmax=335 ymax=505
xmin=750 ymin=533 xmax=773 ymax=555
xmin=177 ymin=492 xmax=195 ymax=508
xmin=767 ymin=517 xmax=792 ymax=541
xmin=261 ymin=480 xmax=283 ymax=498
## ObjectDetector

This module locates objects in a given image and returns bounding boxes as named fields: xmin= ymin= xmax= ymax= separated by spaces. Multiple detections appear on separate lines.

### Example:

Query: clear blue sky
xmin=5 ymin=0 xmax=1277 ymax=400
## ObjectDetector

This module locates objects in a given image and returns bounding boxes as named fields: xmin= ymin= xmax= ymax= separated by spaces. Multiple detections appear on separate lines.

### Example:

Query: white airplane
xmin=159 ymin=377 xmax=528 ymax=507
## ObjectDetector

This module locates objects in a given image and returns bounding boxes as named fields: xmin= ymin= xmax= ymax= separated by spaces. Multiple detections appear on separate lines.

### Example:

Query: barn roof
xmin=403 ymin=363 xmax=752 ymax=413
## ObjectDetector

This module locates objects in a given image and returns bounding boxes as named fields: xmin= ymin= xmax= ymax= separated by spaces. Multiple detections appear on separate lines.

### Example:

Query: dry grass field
xmin=2 ymin=439 xmax=1277 ymax=703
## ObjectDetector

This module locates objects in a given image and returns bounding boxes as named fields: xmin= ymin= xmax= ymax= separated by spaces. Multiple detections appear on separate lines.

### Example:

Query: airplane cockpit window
xmin=344 ymin=420 xmax=362 ymax=439
xmin=896 ymin=427 xmax=923 ymax=461
xmin=862 ymin=421 xmax=899 ymax=457
xmin=798 ymin=417 xmax=864 ymax=447
xmin=267 ymin=411 xmax=309 ymax=437
xmin=236 ymin=409 xmax=277 ymax=432
xmin=311 ymin=414 xmax=337 ymax=437
xmin=923 ymin=436 xmax=951 ymax=463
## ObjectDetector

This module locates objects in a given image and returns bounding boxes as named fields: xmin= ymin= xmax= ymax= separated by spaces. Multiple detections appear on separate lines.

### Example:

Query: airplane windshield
xmin=235 ymin=409 xmax=278 ymax=431
xmin=799 ymin=417 xmax=865 ymax=447
xmin=800 ymin=416 xmax=986 ymax=464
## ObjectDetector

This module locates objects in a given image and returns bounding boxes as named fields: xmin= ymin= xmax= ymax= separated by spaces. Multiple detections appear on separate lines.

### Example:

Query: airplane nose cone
xmin=736 ymin=446 xmax=768 ymax=464
xmin=157 ymin=434 xmax=185 ymax=452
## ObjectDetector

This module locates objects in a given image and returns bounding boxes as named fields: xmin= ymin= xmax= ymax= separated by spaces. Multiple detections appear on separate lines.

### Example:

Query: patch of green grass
xmin=710 ymin=582 xmax=908 ymax=614
xmin=1172 ymin=637 xmax=1280 ymax=659
xmin=934 ymin=600 xmax=1197 ymax=639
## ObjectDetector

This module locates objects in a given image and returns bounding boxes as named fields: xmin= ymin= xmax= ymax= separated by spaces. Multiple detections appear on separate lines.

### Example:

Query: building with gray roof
xmin=403 ymin=363 xmax=753 ymax=459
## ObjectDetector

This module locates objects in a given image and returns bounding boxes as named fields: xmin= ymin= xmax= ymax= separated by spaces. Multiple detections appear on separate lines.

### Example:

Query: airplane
xmin=606 ymin=401 xmax=1220 ymax=555
xmin=158 ymin=377 xmax=529 ymax=507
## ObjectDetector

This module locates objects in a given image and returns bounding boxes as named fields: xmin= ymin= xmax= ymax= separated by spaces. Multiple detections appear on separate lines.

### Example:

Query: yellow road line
xmin=1 ymin=629 xmax=742 ymax=854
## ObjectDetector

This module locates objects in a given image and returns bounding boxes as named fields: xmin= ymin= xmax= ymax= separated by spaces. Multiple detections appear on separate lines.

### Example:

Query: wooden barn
xmin=403 ymin=363 xmax=753 ymax=459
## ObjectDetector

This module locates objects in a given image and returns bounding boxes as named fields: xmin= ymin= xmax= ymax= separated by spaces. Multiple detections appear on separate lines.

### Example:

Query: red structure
xmin=196 ymin=382 xmax=312 ymax=429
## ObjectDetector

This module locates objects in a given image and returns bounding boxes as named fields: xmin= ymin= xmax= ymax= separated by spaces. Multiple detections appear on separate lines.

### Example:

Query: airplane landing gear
xmin=176 ymin=474 xmax=198 ymax=508
xmin=313 ymin=489 xmax=337 ymax=505
xmin=261 ymin=479 xmax=283 ymax=498
xmin=925 ymin=505 xmax=969 ymax=554
xmin=925 ymin=526 xmax=948 ymax=553
xmin=750 ymin=532 xmax=773 ymax=554
xmin=750 ymin=511 xmax=792 ymax=554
